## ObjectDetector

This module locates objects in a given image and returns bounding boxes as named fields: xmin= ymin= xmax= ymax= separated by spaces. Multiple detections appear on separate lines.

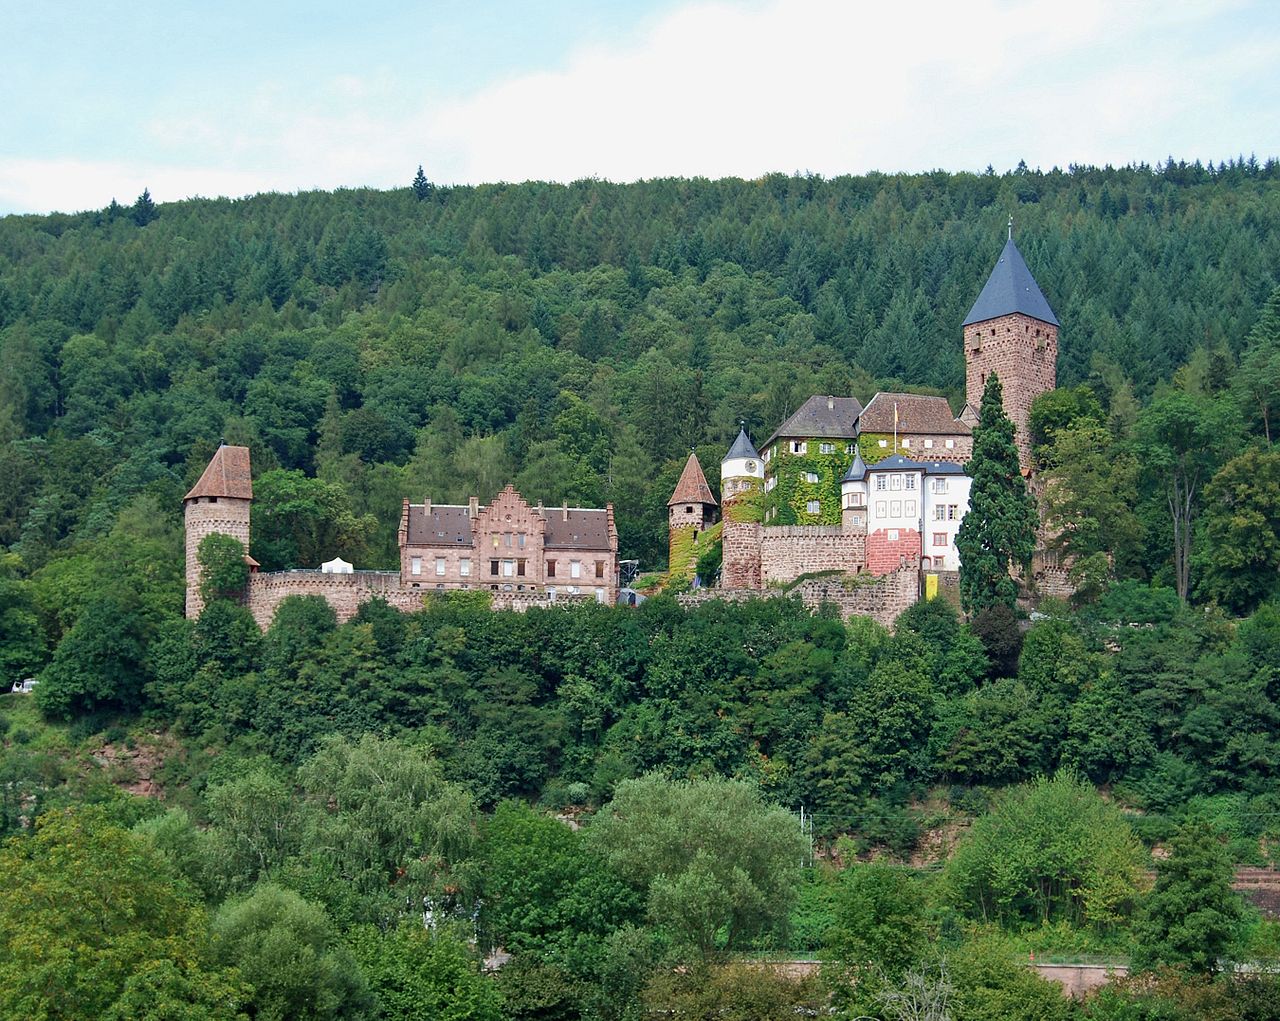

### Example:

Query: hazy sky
xmin=2 ymin=0 xmax=1277 ymax=214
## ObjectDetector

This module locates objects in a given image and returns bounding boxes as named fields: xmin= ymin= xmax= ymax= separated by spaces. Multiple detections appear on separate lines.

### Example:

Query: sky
xmin=1 ymin=0 xmax=1278 ymax=215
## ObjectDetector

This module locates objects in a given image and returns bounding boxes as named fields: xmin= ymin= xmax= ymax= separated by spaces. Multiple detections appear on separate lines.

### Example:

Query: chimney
xmin=469 ymin=496 xmax=479 ymax=517
xmin=424 ymin=498 xmax=431 ymax=515
xmin=827 ymin=395 xmax=834 ymax=410
xmin=562 ymin=501 xmax=569 ymax=522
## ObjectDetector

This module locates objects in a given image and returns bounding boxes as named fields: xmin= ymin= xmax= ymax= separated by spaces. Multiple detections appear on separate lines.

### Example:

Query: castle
xmin=185 ymin=235 xmax=1059 ymax=631
xmin=184 ymin=454 xmax=620 ymax=628
xmin=669 ymin=235 xmax=1061 ymax=623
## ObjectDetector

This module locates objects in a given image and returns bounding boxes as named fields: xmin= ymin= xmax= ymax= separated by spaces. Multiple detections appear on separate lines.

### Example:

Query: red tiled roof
xmin=858 ymin=393 xmax=970 ymax=435
xmin=184 ymin=445 xmax=253 ymax=500
xmin=668 ymin=453 xmax=717 ymax=507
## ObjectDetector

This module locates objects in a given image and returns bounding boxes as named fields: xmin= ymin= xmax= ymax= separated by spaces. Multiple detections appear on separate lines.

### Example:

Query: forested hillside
xmin=6 ymin=163 xmax=1280 ymax=1019
xmin=2 ymin=160 xmax=1278 ymax=571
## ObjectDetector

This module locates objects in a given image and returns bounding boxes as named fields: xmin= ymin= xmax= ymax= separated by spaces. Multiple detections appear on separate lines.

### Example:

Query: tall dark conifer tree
xmin=412 ymin=165 xmax=432 ymax=202
xmin=956 ymin=373 xmax=1038 ymax=614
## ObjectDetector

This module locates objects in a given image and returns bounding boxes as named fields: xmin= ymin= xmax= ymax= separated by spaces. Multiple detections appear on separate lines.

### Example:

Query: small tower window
xmin=685 ymin=505 xmax=693 ymax=513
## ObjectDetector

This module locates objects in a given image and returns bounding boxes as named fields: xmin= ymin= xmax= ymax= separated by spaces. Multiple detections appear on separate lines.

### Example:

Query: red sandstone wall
xmin=866 ymin=528 xmax=921 ymax=576
xmin=964 ymin=312 xmax=1057 ymax=469
xmin=722 ymin=520 xmax=762 ymax=589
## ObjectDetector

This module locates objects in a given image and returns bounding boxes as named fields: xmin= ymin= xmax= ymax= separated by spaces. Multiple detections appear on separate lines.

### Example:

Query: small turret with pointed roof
xmin=667 ymin=452 xmax=717 ymax=568
xmin=720 ymin=426 xmax=763 ymax=502
xmin=963 ymin=230 xmax=1058 ymax=471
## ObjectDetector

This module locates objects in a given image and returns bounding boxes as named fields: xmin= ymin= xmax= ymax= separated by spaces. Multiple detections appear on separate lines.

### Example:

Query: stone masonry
xmin=964 ymin=311 xmax=1057 ymax=470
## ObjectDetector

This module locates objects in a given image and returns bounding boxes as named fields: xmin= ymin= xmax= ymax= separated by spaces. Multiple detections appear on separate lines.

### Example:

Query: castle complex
xmin=669 ymin=235 xmax=1061 ymax=622
xmin=185 ymin=235 xmax=1059 ymax=631
xmin=184 ymin=454 xmax=619 ymax=628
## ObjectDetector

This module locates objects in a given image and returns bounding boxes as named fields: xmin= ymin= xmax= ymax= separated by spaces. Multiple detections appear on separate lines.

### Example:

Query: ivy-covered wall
xmin=857 ymin=433 xmax=905 ymax=465
xmin=667 ymin=520 xmax=723 ymax=584
xmin=763 ymin=440 xmax=853 ymax=525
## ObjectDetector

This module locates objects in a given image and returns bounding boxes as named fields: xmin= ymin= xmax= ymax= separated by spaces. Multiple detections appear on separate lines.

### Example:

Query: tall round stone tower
xmin=962 ymin=235 xmax=1058 ymax=470
xmin=183 ymin=444 xmax=254 ymax=618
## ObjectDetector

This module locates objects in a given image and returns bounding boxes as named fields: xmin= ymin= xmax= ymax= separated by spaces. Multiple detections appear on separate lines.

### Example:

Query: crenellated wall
xmin=722 ymin=520 xmax=866 ymax=590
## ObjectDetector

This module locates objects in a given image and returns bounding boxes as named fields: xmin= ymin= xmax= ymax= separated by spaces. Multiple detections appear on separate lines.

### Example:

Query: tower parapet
xmin=183 ymin=445 xmax=253 ymax=618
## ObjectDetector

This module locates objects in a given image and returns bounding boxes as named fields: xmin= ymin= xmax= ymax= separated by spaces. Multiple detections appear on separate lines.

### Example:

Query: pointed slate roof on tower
xmin=963 ymin=238 xmax=1059 ymax=328
xmin=841 ymin=448 xmax=867 ymax=482
xmin=722 ymin=427 xmax=758 ymax=462
xmin=667 ymin=452 xmax=717 ymax=507
xmin=184 ymin=444 xmax=253 ymax=501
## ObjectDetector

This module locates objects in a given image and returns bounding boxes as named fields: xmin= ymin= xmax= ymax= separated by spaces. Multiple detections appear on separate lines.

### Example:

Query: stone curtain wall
xmin=759 ymin=526 xmax=866 ymax=586
xmin=184 ymin=497 xmax=251 ymax=619
xmin=722 ymin=521 xmax=868 ymax=590
xmin=243 ymin=571 xmax=593 ymax=629
xmin=964 ymin=312 xmax=1057 ymax=470
xmin=679 ymin=566 xmax=920 ymax=629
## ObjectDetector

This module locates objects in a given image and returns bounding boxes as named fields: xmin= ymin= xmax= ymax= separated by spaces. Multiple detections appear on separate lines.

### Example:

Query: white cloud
xmin=1 ymin=0 xmax=1275 ymax=213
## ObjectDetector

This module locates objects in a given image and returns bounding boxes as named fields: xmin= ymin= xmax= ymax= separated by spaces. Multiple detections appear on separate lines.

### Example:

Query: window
xmin=517 ymin=559 xmax=526 ymax=577
xmin=934 ymin=505 xmax=946 ymax=521
xmin=891 ymin=501 xmax=902 ymax=516
xmin=595 ymin=589 xmax=606 ymax=603
xmin=878 ymin=439 xmax=888 ymax=448
xmin=876 ymin=476 xmax=887 ymax=491
xmin=518 ymin=533 xmax=526 ymax=548
xmin=945 ymin=439 xmax=955 ymax=449
xmin=924 ymin=439 xmax=934 ymax=449
xmin=804 ymin=471 xmax=819 ymax=484
xmin=492 ymin=535 xmax=499 ymax=548
xmin=948 ymin=505 xmax=959 ymax=520
xmin=504 ymin=532 xmax=512 ymax=547
xmin=901 ymin=439 xmax=910 ymax=448
xmin=891 ymin=474 xmax=902 ymax=491
xmin=819 ymin=442 xmax=834 ymax=454
xmin=888 ymin=529 xmax=899 ymax=541
xmin=503 ymin=560 xmax=514 ymax=577
xmin=570 ymin=560 xmax=581 ymax=579
xmin=547 ymin=559 xmax=556 ymax=577
xmin=460 ymin=558 xmax=471 ymax=576
xmin=905 ymin=501 xmax=915 ymax=516
xmin=933 ymin=532 xmax=948 ymax=547
xmin=905 ymin=475 xmax=916 ymax=491
xmin=435 ymin=557 xmax=446 ymax=576
xmin=411 ymin=557 xmax=422 ymax=576
xmin=766 ymin=476 xmax=777 ymax=492
xmin=876 ymin=501 xmax=887 ymax=516
xmin=490 ymin=560 xmax=499 ymax=576
xmin=806 ymin=500 xmax=821 ymax=514
xmin=791 ymin=440 xmax=807 ymax=454
xmin=595 ymin=560 xmax=605 ymax=579
xmin=846 ymin=444 xmax=855 ymax=454
xmin=685 ymin=505 xmax=693 ymax=514
xmin=932 ymin=478 xmax=947 ymax=494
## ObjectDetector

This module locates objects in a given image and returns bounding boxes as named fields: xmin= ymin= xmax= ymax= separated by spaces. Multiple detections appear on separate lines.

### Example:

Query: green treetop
xmin=956 ymin=373 xmax=1038 ymax=614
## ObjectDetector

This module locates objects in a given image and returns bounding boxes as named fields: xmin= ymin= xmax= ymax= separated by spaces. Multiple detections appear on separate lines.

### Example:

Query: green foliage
xmin=947 ymin=933 xmax=1075 ymax=1021
xmin=1131 ymin=820 xmax=1246 ymax=974
xmin=0 ymin=552 xmax=43 ymax=680
xmin=587 ymin=773 xmax=806 ymax=957
xmin=197 ymin=531 xmax=249 ymax=603
xmin=480 ymin=801 xmax=639 ymax=973
xmin=1195 ymin=449 xmax=1280 ymax=613
xmin=348 ymin=924 xmax=502 ymax=1021
xmin=1029 ymin=384 xmax=1105 ymax=461
xmin=643 ymin=961 xmax=826 ymax=1021
xmin=956 ymin=373 xmax=1038 ymax=614
xmin=251 ymin=468 xmax=377 ymax=570
xmin=945 ymin=770 xmax=1147 ymax=928
xmin=764 ymin=441 xmax=850 ymax=524
xmin=212 ymin=884 xmax=372 ymax=1021
xmin=0 ymin=807 xmax=223 ymax=1019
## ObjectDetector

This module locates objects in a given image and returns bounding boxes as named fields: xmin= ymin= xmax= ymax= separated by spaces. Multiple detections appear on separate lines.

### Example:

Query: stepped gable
xmin=184 ymin=444 xmax=253 ymax=500
xmin=858 ymin=393 xmax=970 ymax=435
xmin=763 ymin=395 xmax=862 ymax=449
xmin=668 ymin=452 xmax=717 ymax=507
xmin=723 ymin=427 xmax=758 ymax=461
xmin=963 ymin=237 xmax=1059 ymax=327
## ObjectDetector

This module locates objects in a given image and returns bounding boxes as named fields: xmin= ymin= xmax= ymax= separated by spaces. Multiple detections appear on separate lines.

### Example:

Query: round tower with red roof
xmin=183 ymin=444 xmax=254 ymax=618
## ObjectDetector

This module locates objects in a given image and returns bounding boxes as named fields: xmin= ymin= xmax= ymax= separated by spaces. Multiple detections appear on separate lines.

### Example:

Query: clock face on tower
xmin=746 ymin=461 xmax=756 ymax=472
